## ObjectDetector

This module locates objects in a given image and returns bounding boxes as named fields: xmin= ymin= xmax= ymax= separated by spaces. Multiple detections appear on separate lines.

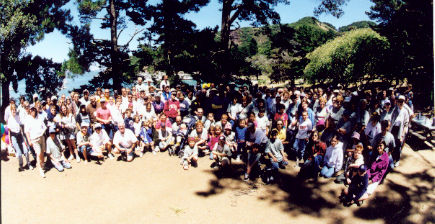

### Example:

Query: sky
xmin=25 ymin=0 xmax=375 ymax=64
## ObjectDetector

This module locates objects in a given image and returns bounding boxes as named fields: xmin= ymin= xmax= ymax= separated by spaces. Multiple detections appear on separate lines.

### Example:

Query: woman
xmin=25 ymin=107 xmax=47 ymax=178
xmin=359 ymin=141 xmax=389 ymax=201
xmin=314 ymin=97 xmax=328 ymax=126
xmin=8 ymin=105 xmax=31 ymax=172
xmin=300 ymin=130 xmax=326 ymax=178
xmin=55 ymin=103 xmax=80 ymax=162
xmin=320 ymin=134 xmax=343 ymax=178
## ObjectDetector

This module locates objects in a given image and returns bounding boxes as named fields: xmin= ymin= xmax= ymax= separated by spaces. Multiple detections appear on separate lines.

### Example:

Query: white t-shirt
xmin=296 ymin=118 xmax=312 ymax=139
xmin=256 ymin=115 xmax=269 ymax=132
xmin=25 ymin=115 xmax=47 ymax=140
xmin=227 ymin=103 xmax=242 ymax=119
xmin=113 ymin=129 xmax=138 ymax=149
xmin=90 ymin=129 xmax=110 ymax=148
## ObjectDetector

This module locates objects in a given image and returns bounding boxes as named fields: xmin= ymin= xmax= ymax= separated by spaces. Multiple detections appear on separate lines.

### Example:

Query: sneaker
xmin=29 ymin=165 xmax=34 ymax=170
xmin=23 ymin=164 xmax=30 ymax=170
xmin=68 ymin=155 xmax=74 ymax=161
xmin=39 ymin=168 xmax=46 ymax=178
xmin=108 ymin=153 xmax=115 ymax=160
xmin=183 ymin=161 xmax=189 ymax=170
xmin=139 ymin=152 xmax=144 ymax=157
xmin=84 ymin=160 xmax=88 ymax=164
xmin=244 ymin=173 xmax=249 ymax=181
xmin=394 ymin=161 xmax=400 ymax=167
xmin=76 ymin=156 xmax=81 ymax=163
xmin=18 ymin=167 xmax=25 ymax=172
xmin=236 ymin=155 xmax=241 ymax=162
xmin=153 ymin=150 xmax=156 ymax=155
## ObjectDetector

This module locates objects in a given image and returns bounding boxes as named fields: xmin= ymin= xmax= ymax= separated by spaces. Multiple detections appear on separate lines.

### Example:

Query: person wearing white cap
xmin=135 ymin=77 xmax=147 ymax=93
xmin=76 ymin=122 xmax=95 ymax=163
xmin=46 ymin=126 xmax=72 ymax=172
xmin=389 ymin=95 xmax=410 ymax=167
xmin=90 ymin=123 xmax=114 ymax=159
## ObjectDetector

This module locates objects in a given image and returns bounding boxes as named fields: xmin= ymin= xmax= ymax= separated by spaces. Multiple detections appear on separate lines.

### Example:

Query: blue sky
xmin=26 ymin=0 xmax=375 ymax=64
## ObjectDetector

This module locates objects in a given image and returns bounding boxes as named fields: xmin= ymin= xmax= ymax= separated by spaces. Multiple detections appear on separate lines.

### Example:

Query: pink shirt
xmin=96 ymin=107 xmax=111 ymax=121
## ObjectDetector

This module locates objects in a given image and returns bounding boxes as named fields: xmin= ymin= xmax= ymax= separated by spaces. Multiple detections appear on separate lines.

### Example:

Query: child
xmin=336 ymin=143 xmax=365 ymax=184
xmin=124 ymin=109 xmax=135 ymax=132
xmin=223 ymin=123 xmax=237 ymax=155
xmin=341 ymin=164 xmax=369 ymax=207
xmin=208 ymin=125 xmax=223 ymax=160
xmin=235 ymin=119 xmax=247 ymax=161
xmin=211 ymin=136 xmax=232 ymax=169
xmin=133 ymin=115 xmax=142 ymax=138
xmin=274 ymin=104 xmax=288 ymax=127
xmin=138 ymin=120 xmax=153 ymax=156
xmin=204 ymin=112 xmax=215 ymax=131
xmin=256 ymin=108 xmax=270 ymax=135
xmin=181 ymin=137 xmax=198 ymax=170
xmin=174 ymin=123 xmax=188 ymax=154
xmin=292 ymin=111 xmax=313 ymax=166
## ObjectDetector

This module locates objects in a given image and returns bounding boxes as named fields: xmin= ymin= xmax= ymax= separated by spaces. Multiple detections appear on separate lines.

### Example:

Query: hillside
xmin=338 ymin=21 xmax=377 ymax=32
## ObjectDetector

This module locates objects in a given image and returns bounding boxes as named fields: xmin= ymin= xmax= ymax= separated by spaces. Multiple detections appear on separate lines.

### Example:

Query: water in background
xmin=9 ymin=71 xmax=197 ymax=99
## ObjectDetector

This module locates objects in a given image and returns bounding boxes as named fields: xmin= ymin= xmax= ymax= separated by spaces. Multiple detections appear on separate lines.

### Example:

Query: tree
xmin=0 ymin=0 xmax=72 ymax=117
xmin=304 ymin=28 xmax=389 ymax=86
xmin=75 ymin=0 xmax=147 ymax=90
xmin=219 ymin=0 xmax=289 ymax=51
xmin=145 ymin=0 xmax=209 ymax=78
xmin=367 ymin=0 xmax=433 ymax=105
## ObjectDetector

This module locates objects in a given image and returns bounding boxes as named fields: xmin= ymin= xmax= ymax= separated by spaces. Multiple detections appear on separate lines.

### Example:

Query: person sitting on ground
xmin=265 ymin=129 xmax=288 ymax=172
xmin=139 ymin=120 xmax=154 ymax=154
xmin=181 ymin=138 xmax=199 ymax=170
xmin=113 ymin=123 xmax=138 ymax=162
xmin=341 ymin=164 xmax=368 ymax=207
xmin=335 ymin=143 xmax=364 ymax=184
xmin=157 ymin=122 xmax=174 ymax=155
xmin=211 ymin=136 xmax=232 ymax=170
xmin=189 ymin=121 xmax=208 ymax=154
xmin=300 ymin=130 xmax=326 ymax=178
xmin=320 ymin=134 xmax=344 ymax=178
xmin=357 ymin=141 xmax=390 ymax=203
xmin=90 ymin=123 xmax=114 ymax=159
xmin=76 ymin=122 xmax=95 ymax=163
xmin=46 ymin=126 xmax=72 ymax=172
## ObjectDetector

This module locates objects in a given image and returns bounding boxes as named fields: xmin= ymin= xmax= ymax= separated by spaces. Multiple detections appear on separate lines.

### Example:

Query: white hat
xmin=398 ymin=95 xmax=406 ymax=101
xmin=33 ymin=93 xmax=39 ymax=98
xmin=51 ymin=96 xmax=57 ymax=100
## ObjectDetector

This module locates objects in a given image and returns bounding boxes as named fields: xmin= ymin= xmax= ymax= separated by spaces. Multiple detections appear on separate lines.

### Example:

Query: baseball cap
xmin=94 ymin=123 xmax=102 ymax=129
xmin=398 ymin=95 xmax=406 ymax=101
xmin=224 ymin=123 xmax=232 ymax=130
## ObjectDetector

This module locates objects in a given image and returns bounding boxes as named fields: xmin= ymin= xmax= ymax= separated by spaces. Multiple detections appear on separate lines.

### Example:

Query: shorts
xmin=79 ymin=145 xmax=93 ymax=154
xmin=365 ymin=181 xmax=379 ymax=195
xmin=31 ymin=136 xmax=46 ymax=154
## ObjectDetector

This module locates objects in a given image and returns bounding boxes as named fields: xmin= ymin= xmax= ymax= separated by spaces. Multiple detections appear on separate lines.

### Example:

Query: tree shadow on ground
xmin=196 ymin=160 xmax=435 ymax=222
xmin=354 ymin=169 xmax=435 ymax=224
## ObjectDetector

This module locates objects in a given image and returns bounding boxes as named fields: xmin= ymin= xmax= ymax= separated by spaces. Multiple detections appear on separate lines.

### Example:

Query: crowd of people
xmin=2 ymin=75 xmax=416 ymax=207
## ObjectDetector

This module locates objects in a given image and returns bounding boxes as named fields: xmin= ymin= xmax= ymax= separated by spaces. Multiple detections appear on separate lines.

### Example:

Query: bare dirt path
xmin=1 ymin=145 xmax=434 ymax=224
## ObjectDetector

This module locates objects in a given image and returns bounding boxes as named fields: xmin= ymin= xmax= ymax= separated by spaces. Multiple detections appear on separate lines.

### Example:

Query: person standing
xmin=25 ymin=107 xmax=47 ymax=178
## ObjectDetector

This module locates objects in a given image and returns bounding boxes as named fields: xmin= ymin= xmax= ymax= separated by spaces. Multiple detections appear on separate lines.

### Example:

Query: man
xmin=389 ymin=95 xmax=409 ymax=167
xmin=136 ymin=77 xmax=147 ymax=93
xmin=86 ymin=95 xmax=99 ymax=124
xmin=79 ymin=89 xmax=90 ymax=107
xmin=4 ymin=99 xmax=16 ymax=122
xmin=46 ymin=126 xmax=72 ymax=172
xmin=90 ymin=123 xmax=114 ymax=159
xmin=245 ymin=122 xmax=268 ymax=180
xmin=113 ymin=123 xmax=138 ymax=162
xmin=178 ymin=92 xmax=190 ymax=118
xmin=164 ymin=89 xmax=180 ymax=123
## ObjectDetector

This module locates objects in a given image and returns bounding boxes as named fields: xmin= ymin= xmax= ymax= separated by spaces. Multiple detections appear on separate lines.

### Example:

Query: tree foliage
xmin=1 ymin=0 xmax=72 ymax=114
xmin=304 ymin=28 xmax=389 ymax=85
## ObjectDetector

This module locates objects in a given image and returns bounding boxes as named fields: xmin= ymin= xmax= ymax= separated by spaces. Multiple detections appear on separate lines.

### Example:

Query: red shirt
xmin=164 ymin=99 xmax=180 ymax=118
xmin=96 ymin=107 xmax=111 ymax=122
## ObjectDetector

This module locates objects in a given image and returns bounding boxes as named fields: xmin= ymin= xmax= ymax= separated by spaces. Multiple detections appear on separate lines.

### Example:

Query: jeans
xmin=293 ymin=138 xmax=307 ymax=160
xmin=10 ymin=132 xmax=28 ymax=157
xmin=102 ymin=123 xmax=114 ymax=139
xmin=270 ymin=160 xmax=288 ymax=170
xmin=320 ymin=165 xmax=335 ymax=178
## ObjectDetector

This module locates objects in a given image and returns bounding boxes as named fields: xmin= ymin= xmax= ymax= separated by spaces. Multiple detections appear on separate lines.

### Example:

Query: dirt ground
xmin=1 ymin=144 xmax=434 ymax=224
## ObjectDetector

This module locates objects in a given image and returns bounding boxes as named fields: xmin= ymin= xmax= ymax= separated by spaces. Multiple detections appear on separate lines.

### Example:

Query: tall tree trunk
xmin=109 ymin=0 xmax=121 ymax=91
xmin=1 ymin=80 xmax=10 ymax=123
xmin=220 ymin=0 xmax=232 ymax=51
